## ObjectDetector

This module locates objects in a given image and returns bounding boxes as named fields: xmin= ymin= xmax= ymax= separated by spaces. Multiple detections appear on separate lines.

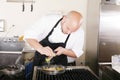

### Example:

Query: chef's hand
xmin=54 ymin=47 xmax=66 ymax=56
xmin=38 ymin=46 xmax=54 ymax=57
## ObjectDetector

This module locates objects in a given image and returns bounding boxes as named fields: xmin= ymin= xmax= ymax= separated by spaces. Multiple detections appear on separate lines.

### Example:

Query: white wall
xmin=0 ymin=0 xmax=87 ymax=37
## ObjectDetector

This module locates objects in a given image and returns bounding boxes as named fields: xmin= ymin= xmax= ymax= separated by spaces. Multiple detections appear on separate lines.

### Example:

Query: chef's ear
xmin=62 ymin=15 xmax=67 ymax=22
xmin=63 ymin=15 xmax=67 ymax=19
xmin=79 ymin=18 xmax=84 ymax=25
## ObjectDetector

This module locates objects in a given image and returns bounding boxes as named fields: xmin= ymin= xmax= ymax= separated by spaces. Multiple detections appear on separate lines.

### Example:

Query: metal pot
xmin=0 ymin=64 xmax=25 ymax=75
xmin=40 ymin=65 xmax=66 ymax=75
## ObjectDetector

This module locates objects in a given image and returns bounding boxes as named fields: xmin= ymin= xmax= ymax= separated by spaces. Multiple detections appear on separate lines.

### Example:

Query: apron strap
xmin=64 ymin=34 xmax=70 ymax=45
xmin=46 ymin=18 xmax=63 ymax=38
xmin=46 ymin=17 xmax=71 ymax=46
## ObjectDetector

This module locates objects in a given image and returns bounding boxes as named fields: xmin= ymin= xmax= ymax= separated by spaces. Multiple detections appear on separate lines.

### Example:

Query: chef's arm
xmin=64 ymin=49 xmax=77 ymax=58
xmin=26 ymin=38 xmax=43 ymax=51
xmin=55 ymin=47 xmax=77 ymax=58
xmin=26 ymin=38 xmax=54 ymax=57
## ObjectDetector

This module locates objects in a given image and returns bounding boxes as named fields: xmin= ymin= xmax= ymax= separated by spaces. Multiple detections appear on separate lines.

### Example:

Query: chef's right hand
xmin=37 ymin=46 xmax=54 ymax=57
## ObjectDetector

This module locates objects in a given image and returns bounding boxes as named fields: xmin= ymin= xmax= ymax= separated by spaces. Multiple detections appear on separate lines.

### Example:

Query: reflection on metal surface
xmin=99 ymin=4 xmax=120 ymax=62
xmin=0 ymin=53 xmax=23 ymax=65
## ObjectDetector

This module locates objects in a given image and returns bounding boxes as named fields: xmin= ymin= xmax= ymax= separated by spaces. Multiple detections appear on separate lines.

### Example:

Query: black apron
xmin=33 ymin=18 xmax=70 ymax=66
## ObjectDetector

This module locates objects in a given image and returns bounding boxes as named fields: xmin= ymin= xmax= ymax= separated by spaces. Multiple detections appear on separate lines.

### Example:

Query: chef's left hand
xmin=54 ymin=47 xmax=66 ymax=56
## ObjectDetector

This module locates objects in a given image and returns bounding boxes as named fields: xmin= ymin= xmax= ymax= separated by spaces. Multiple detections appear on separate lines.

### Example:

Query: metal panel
xmin=0 ymin=52 xmax=23 ymax=65
xmin=99 ymin=4 xmax=120 ymax=62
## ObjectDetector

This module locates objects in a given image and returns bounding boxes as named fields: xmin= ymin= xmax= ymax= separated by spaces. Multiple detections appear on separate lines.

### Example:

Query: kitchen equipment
xmin=97 ymin=2 xmax=120 ymax=79
xmin=112 ymin=55 xmax=120 ymax=67
xmin=40 ymin=65 xmax=65 ymax=75
xmin=32 ymin=66 xmax=99 ymax=80
xmin=0 ymin=65 xmax=25 ymax=80
xmin=111 ymin=55 xmax=120 ymax=73
xmin=0 ymin=55 xmax=25 ymax=75
xmin=0 ymin=37 xmax=25 ymax=51
xmin=99 ymin=65 xmax=120 ymax=80
xmin=0 ymin=64 xmax=24 ymax=75
xmin=99 ymin=4 xmax=120 ymax=62
xmin=0 ymin=55 xmax=25 ymax=80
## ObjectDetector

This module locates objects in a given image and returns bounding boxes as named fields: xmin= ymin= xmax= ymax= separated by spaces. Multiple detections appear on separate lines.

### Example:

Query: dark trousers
xmin=25 ymin=62 xmax=33 ymax=80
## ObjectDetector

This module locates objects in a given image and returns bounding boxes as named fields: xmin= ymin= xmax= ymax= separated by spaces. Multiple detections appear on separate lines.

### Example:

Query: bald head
xmin=67 ymin=11 xmax=83 ymax=26
xmin=61 ymin=11 xmax=83 ymax=34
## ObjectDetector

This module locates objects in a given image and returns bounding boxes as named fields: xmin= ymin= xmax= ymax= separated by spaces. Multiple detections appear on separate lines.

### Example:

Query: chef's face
xmin=61 ymin=16 xmax=80 ymax=34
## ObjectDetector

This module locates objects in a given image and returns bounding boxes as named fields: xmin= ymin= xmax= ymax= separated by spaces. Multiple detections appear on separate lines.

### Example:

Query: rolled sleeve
xmin=66 ymin=28 xmax=84 ymax=57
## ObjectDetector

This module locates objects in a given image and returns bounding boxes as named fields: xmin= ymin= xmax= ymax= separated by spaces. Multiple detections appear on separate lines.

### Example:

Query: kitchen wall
xmin=0 ymin=0 xmax=87 ymax=37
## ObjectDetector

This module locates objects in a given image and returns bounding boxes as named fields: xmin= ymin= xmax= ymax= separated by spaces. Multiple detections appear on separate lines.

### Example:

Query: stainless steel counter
xmin=99 ymin=65 xmax=120 ymax=80
xmin=0 ymin=51 xmax=23 ymax=65
xmin=0 ymin=48 xmax=35 ymax=65
xmin=0 ymin=51 xmax=22 ymax=54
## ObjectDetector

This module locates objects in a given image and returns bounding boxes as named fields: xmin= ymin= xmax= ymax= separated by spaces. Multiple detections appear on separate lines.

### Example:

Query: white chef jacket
xmin=24 ymin=14 xmax=84 ymax=63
